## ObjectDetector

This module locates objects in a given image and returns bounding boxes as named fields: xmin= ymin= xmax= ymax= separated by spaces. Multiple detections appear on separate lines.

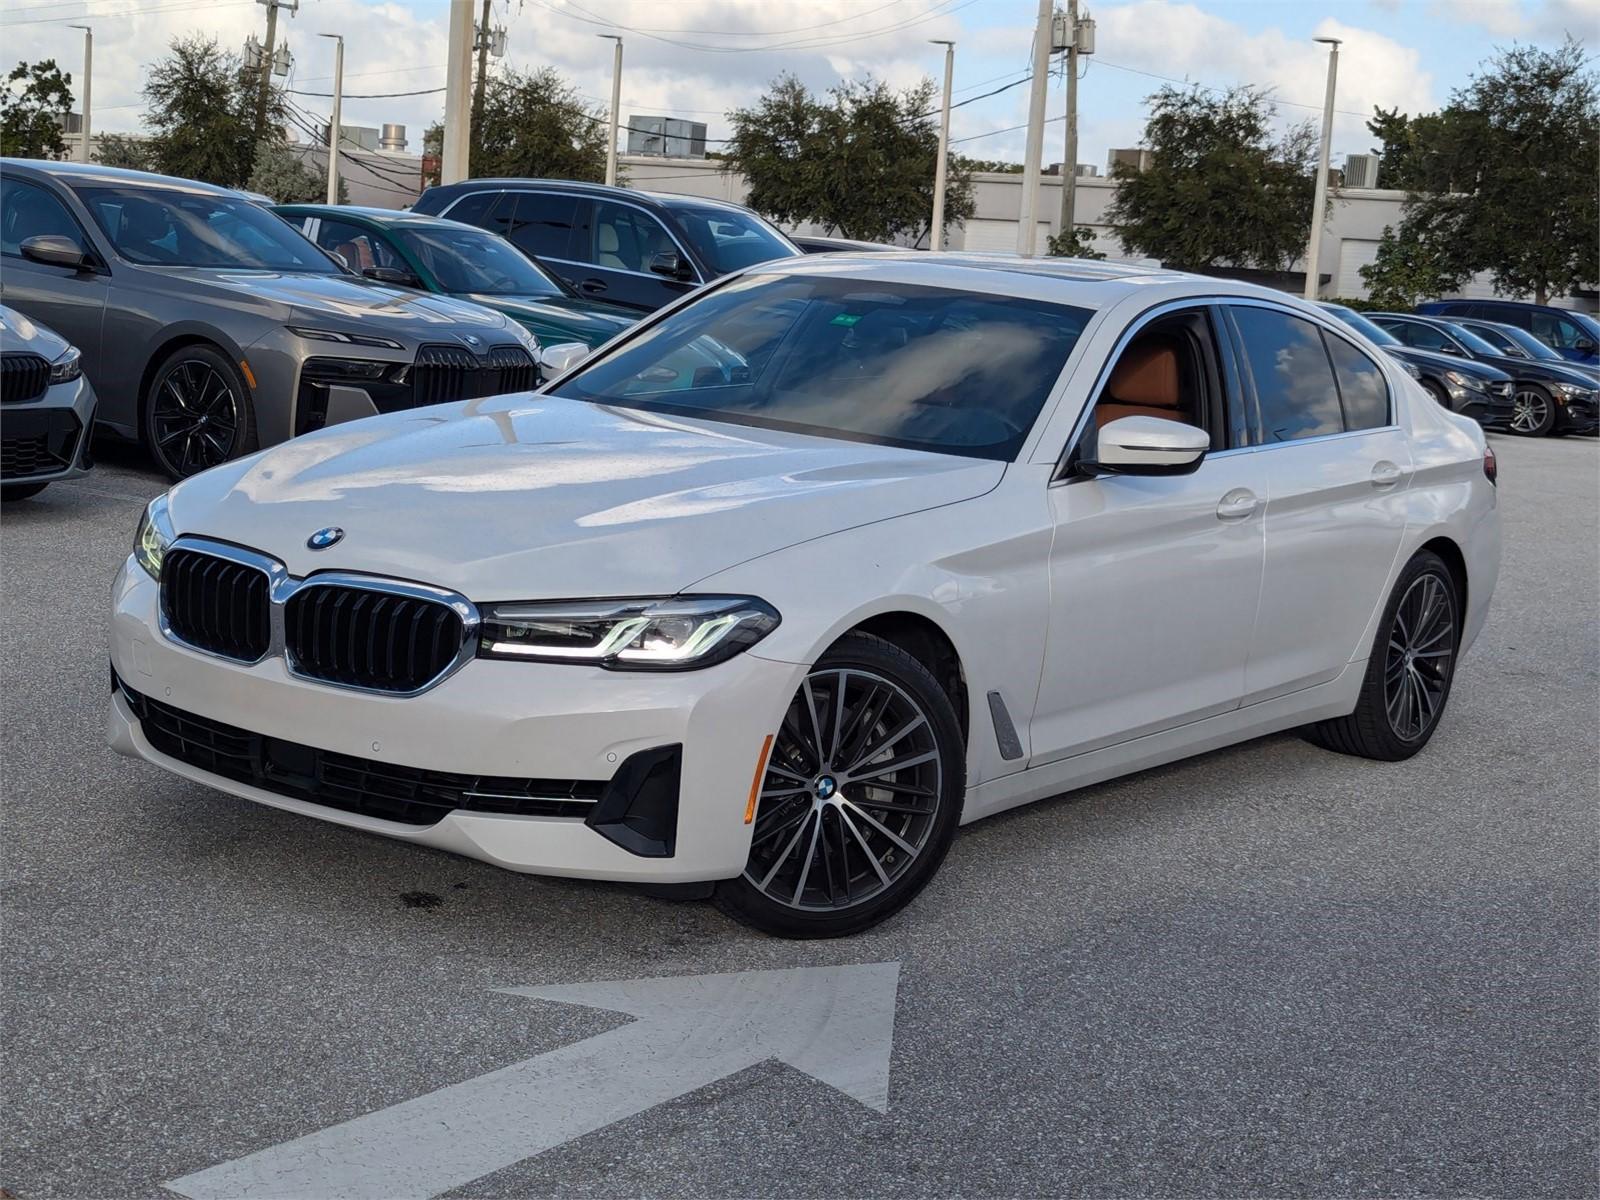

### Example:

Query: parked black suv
xmin=411 ymin=180 xmax=801 ymax=312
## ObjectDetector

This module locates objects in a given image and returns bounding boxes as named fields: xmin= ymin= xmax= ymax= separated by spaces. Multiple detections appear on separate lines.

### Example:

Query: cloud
xmin=1432 ymin=0 xmax=1600 ymax=38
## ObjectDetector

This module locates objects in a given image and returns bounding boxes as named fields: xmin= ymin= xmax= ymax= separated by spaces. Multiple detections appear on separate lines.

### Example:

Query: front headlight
xmin=288 ymin=326 xmax=405 ymax=351
xmin=1550 ymin=381 xmax=1596 ymax=401
xmin=478 ymin=595 xmax=780 ymax=670
xmin=1444 ymin=370 xmax=1485 ymax=393
xmin=49 ymin=345 xmax=82 ymax=384
xmin=133 ymin=494 xmax=176 ymax=580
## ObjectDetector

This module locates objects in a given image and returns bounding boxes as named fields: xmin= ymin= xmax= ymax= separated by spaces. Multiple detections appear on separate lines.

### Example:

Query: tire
xmin=715 ymin=632 xmax=966 ymax=938
xmin=1304 ymin=550 xmax=1461 ymax=761
xmin=0 ymin=481 xmax=49 ymax=501
xmin=143 ymin=344 xmax=257 ymax=481
xmin=1420 ymin=378 xmax=1452 ymax=410
xmin=1509 ymin=384 xmax=1557 ymax=437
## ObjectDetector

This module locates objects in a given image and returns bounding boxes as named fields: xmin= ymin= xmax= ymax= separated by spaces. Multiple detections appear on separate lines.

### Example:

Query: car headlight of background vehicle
xmin=1443 ymin=370 xmax=1485 ymax=393
xmin=478 ymin=596 xmax=779 ymax=669
xmin=1550 ymin=381 xmax=1596 ymax=403
xmin=133 ymin=494 xmax=176 ymax=580
xmin=49 ymin=345 xmax=82 ymax=384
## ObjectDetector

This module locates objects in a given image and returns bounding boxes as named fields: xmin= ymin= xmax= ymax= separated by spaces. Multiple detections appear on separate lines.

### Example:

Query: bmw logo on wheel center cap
xmin=307 ymin=526 xmax=344 ymax=550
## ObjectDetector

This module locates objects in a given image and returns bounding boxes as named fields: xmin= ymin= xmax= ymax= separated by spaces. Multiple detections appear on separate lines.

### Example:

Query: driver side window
xmin=0 ymin=178 xmax=87 ymax=258
xmin=1090 ymin=307 xmax=1236 ymax=453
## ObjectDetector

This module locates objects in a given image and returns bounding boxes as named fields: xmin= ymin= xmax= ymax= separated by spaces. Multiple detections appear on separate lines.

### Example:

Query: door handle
xmin=1371 ymin=460 xmax=1403 ymax=489
xmin=1216 ymin=488 xmax=1259 ymax=521
xmin=579 ymin=278 xmax=608 ymax=294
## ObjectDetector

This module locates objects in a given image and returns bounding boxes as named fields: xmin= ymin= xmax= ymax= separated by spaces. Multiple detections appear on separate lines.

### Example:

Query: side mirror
xmin=538 ymin=341 xmax=590 ymax=378
xmin=1077 ymin=416 xmax=1209 ymax=477
xmin=648 ymin=251 xmax=692 ymax=281
xmin=1574 ymin=338 xmax=1597 ymax=356
xmin=20 ymin=234 xmax=90 ymax=271
xmin=363 ymin=265 xmax=422 ymax=288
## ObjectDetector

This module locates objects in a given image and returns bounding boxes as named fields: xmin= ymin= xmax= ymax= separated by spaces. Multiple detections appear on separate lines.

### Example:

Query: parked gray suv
xmin=0 ymin=160 xmax=539 ymax=479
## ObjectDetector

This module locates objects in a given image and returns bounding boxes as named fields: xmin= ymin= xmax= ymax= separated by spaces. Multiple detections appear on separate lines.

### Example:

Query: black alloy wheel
xmin=717 ymin=632 xmax=965 ymax=938
xmin=144 ymin=345 xmax=256 ymax=480
xmin=1305 ymin=550 xmax=1460 ymax=761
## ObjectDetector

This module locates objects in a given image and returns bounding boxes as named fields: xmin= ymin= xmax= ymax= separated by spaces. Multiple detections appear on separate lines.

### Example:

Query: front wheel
xmin=1509 ymin=385 xmax=1556 ymax=436
xmin=716 ymin=632 xmax=966 ymax=938
xmin=143 ymin=345 xmax=257 ymax=480
xmin=1305 ymin=550 xmax=1460 ymax=761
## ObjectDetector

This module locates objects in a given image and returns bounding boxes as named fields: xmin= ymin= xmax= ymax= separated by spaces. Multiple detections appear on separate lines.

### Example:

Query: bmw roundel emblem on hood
xmin=307 ymin=527 xmax=344 ymax=550
xmin=459 ymin=333 xmax=483 ymax=349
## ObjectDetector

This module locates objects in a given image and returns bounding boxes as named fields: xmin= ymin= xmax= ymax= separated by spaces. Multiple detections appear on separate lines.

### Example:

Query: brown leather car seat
xmin=334 ymin=239 xmax=375 ymax=271
xmin=1096 ymin=338 xmax=1191 ymax=428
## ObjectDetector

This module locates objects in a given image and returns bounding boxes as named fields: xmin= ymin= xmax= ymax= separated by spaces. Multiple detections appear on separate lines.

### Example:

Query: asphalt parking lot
xmin=2 ymin=433 xmax=1596 ymax=1199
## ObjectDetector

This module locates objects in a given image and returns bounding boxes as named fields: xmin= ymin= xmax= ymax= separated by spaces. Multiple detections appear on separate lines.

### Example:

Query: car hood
xmin=459 ymin=292 xmax=636 ymax=348
xmin=1385 ymin=346 xmax=1510 ymax=380
xmin=149 ymin=269 xmax=514 ymax=336
xmin=0 ymin=303 xmax=68 ymax=357
xmin=166 ymin=395 xmax=1004 ymax=598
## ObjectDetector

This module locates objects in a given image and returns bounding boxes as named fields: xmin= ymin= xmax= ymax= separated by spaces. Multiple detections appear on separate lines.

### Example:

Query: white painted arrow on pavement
xmin=165 ymin=962 xmax=901 ymax=1200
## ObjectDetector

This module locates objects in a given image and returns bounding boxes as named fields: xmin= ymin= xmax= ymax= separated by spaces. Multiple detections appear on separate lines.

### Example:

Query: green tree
xmin=723 ymin=73 xmax=975 ymax=244
xmin=1358 ymin=209 xmax=1470 ymax=309
xmin=1106 ymin=84 xmax=1321 ymax=271
xmin=1372 ymin=40 xmax=1597 ymax=304
xmin=93 ymin=132 xmax=151 ymax=171
xmin=245 ymin=137 xmax=346 ymax=203
xmin=958 ymin=157 xmax=1023 ymax=174
xmin=473 ymin=66 xmax=609 ymax=180
xmin=1 ymin=59 xmax=73 ymax=159
xmin=143 ymin=35 xmax=269 ymax=187
xmin=1046 ymin=226 xmax=1105 ymax=259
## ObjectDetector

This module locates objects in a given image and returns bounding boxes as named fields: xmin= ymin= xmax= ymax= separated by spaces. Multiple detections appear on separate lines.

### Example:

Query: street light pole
xmin=1016 ymin=0 xmax=1054 ymax=256
xmin=67 ymin=24 xmax=91 ymax=162
xmin=1303 ymin=36 xmax=1341 ymax=301
xmin=441 ymin=0 xmax=474 ymax=184
xmin=929 ymin=39 xmax=954 ymax=251
xmin=319 ymin=33 xmax=343 ymax=205
xmin=600 ymin=35 xmax=622 ymax=187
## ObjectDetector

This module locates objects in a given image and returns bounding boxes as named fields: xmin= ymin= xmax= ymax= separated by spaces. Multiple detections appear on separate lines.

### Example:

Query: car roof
xmin=274 ymin=203 xmax=467 ymax=230
xmin=1 ymin=157 xmax=240 ymax=196
xmin=426 ymin=178 xmax=753 ymax=214
xmin=744 ymin=251 xmax=1315 ymax=310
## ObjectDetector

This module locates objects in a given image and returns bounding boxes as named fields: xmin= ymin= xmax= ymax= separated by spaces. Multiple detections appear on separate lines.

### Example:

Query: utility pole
xmin=1016 ymin=0 xmax=1054 ymax=256
xmin=67 ymin=24 xmax=91 ymax=162
xmin=1303 ymin=36 xmax=1341 ymax=300
xmin=319 ymin=33 xmax=343 ymax=205
xmin=253 ymin=0 xmax=296 ymax=143
xmin=471 ymin=0 xmax=492 ymax=143
xmin=442 ymin=0 xmax=475 ymax=184
xmin=1058 ymin=2 xmax=1078 ymax=242
xmin=929 ymin=40 xmax=955 ymax=251
xmin=599 ymin=34 xmax=622 ymax=186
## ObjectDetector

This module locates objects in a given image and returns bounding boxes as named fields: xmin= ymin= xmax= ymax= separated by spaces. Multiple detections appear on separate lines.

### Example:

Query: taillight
xmin=1483 ymin=444 xmax=1498 ymax=485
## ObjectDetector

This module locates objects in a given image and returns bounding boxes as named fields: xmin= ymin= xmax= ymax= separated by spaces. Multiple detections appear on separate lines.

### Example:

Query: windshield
xmin=76 ymin=185 xmax=338 ymax=271
xmin=1436 ymin=321 xmax=1504 ymax=357
xmin=1325 ymin=306 xmax=1399 ymax=347
xmin=552 ymin=273 xmax=1090 ymax=460
xmin=1474 ymin=322 xmax=1563 ymax=361
xmin=396 ymin=224 xmax=566 ymax=297
xmin=671 ymin=205 xmax=799 ymax=275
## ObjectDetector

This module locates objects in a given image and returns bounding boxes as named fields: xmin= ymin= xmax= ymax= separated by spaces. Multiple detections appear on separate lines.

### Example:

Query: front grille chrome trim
xmin=158 ymin=536 xmax=480 ymax=697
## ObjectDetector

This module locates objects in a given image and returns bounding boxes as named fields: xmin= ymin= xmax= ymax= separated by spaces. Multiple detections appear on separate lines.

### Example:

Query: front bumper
xmin=0 ymin=374 xmax=96 ymax=483
xmin=108 ymin=558 xmax=803 ymax=882
xmin=1556 ymin=397 xmax=1598 ymax=434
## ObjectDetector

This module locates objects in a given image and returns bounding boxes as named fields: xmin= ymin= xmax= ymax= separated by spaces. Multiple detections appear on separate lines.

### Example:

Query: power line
xmin=289 ymin=86 xmax=445 ymax=99
xmin=2 ymin=0 xmax=253 ymax=25
xmin=565 ymin=0 xmax=910 ymax=38
xmin=1094 ymin=59 xmax=1371 ymax=120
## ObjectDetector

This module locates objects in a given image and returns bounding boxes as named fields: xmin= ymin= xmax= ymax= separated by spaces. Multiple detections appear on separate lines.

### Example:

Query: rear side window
xmin=1324 ymin=334 xmax=1390 ymax=430
xmin=504 ymin=192 xmax=579 ymax=259
xmin=1231 ymin=307 xmax=1343 ymax=442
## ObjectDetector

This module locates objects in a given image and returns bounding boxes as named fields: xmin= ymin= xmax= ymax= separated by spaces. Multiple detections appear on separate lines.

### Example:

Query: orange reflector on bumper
xmin=744 ymin=734 xmax=775 ymax=825
xmin=238 ymin=359 xmax=258 ymax=389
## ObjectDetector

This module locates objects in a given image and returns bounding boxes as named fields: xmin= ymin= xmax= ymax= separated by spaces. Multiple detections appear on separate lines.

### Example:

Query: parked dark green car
xmin=273 ymin=204 xmax=638 ymax=354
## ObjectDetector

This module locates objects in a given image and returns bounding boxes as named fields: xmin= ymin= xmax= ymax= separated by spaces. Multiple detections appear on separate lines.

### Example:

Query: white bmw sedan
xmin=108 ymin=255 xmax=1500 ymax=937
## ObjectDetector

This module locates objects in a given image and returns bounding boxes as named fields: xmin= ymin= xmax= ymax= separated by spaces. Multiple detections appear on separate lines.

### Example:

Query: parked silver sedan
xmin=0 ymin=160 xmax=539 ymax=480
xmin=0 ymin=303 xmax=96 ymax=500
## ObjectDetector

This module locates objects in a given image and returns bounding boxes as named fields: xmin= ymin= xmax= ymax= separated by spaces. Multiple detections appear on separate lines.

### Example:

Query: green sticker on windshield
xmin=830 ymin=312 xmax=862 ymax=327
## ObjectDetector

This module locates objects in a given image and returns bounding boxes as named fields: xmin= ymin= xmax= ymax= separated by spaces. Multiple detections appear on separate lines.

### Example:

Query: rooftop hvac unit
xmin=1343 ymin=153 xmax=1381 ymax=189
xmin=1108 ymin=147 xmax=1154 ymax=173
xmin=626 ymin=116 xmax=707 ymax=159
xmin=380 ymin=123 xmax=407 ymax=153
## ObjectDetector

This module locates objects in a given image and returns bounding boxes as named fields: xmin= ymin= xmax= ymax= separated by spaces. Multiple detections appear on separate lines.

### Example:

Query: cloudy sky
xmin=4 ymin=0 xmax=1595 ymax=174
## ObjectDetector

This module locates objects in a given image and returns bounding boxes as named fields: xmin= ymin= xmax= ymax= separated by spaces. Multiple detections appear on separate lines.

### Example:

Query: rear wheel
xmin=1509 ymin=385 xmax=1556 ymax=436
xmin=1305 ymin=550 xmax=1460 ymax=761
xmin=716 ymin=632 xmax=965 ymax=938
xmin=143 ymin=345 xmax=257 ymax=480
